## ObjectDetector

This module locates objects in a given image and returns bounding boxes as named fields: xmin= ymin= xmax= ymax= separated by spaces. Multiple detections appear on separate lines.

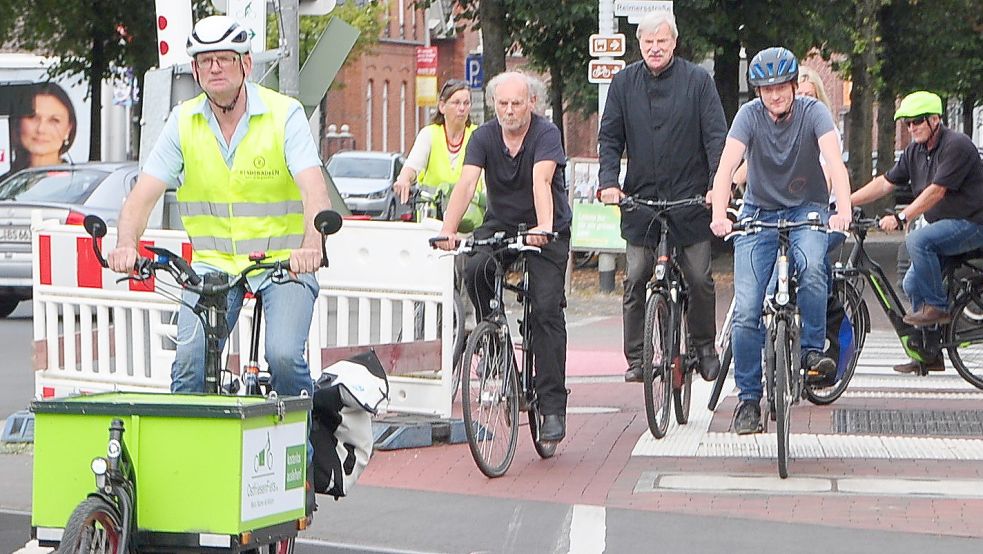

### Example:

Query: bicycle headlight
xmin=655 ymin=264 xmax=666 ymax=281
xmin=91 ymin=457 xmax=108 ymax=476
xmin=776 ymin=291 xmax=790 ymax=306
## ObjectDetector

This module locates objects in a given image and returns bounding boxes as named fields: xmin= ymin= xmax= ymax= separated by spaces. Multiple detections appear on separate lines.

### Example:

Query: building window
xmin=366 ymin=80 xmax=373 ymax=151
xmin=382 ymin=80 xmax=390 ymax=152
xmin=399 ymin=0 xmax=405 ymax=39
xmin=400 ymin=82 xmax=407 ymax=153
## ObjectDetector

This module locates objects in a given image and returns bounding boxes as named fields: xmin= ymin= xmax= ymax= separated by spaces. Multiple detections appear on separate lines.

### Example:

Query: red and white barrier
xmin=32 ymin=215 xmax=456 ymax=417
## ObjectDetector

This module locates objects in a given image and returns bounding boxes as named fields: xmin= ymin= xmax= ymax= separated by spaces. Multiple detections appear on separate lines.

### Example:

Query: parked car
xmin=0 ymin=161 xmax=139 ymax=317
xmin=325 ymin=151 xmax=408 ymax=220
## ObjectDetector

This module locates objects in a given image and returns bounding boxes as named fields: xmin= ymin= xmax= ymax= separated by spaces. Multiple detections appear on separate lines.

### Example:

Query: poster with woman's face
xmin=0 ymin=61 xmax=90 ymax=179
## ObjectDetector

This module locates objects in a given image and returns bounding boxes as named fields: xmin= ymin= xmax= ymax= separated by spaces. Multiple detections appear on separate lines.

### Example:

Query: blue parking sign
xmin=465 ymin=54 xmax=483 ymax=89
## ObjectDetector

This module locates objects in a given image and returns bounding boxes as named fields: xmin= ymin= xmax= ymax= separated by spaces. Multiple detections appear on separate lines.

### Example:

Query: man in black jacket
xmin=598 ymin=10 xmax=727 ymax=383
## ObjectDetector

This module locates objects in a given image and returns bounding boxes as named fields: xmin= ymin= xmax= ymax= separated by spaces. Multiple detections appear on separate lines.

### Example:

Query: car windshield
xmin=327 ymin=157 xmax=391 ymax=179
xmin=0 ymin=169 xmax=108 ymax=203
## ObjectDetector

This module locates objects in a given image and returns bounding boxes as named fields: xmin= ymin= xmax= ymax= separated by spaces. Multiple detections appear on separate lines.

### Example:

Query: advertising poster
xmin=0 ymin=58 xmax=91 ymax=181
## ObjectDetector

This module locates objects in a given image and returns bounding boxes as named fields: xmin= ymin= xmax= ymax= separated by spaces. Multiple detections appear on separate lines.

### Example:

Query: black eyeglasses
xmin=903 ymin=116 xmax=928 ymax=128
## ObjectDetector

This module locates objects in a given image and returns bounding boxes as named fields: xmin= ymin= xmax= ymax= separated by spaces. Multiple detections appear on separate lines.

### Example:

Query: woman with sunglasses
xmin=393 ymin=79 xmax=485 ymax=232
xmin=850 ymin=91 xmax=983 ymax=361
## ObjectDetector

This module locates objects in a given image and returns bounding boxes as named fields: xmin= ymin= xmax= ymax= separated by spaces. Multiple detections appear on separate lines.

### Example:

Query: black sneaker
xmin=803 ymin=350 xmax=836 ymax=385
xmin=732 ymin=400 xmax=762 ymax=435
xmin=695 ymin=344 xmax=720 ymax=382
xmin=624 ymin=366 xmax=643 ymax=383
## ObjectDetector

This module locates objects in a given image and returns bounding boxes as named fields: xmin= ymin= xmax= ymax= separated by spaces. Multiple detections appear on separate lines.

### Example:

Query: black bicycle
xmin=55 ymin=211 xmax=342 ymax=554
xmin=727 ymin=215 xmax=832 ymax=479
xmin=833 ymin=212 xmax=983 ymax=388
xmin=432 ymin=227 xmax=559 ymax=478
xmin=617 ymin=195 xmax=708 ymax=439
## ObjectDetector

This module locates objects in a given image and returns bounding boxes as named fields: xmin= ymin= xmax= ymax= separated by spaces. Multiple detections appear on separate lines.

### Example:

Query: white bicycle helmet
xmin=186 ymin=15 xmax=250 ymax=56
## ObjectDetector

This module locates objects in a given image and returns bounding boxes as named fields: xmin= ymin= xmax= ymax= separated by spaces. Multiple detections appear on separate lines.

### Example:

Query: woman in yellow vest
xmin=393 ymin=79 xmax=485 ymax=232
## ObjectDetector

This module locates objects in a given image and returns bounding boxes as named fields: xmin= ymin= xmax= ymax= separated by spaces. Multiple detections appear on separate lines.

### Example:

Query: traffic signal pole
xmin=279 ymin=0 xmax=301 ymax=98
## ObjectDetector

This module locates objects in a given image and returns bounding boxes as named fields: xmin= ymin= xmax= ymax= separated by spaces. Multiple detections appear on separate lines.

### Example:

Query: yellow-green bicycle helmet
xmin=894 ymin=91 xmax=943 ymax=120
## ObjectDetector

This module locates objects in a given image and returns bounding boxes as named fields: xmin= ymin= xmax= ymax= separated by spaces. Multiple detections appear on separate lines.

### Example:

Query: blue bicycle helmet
xmin=748 ymin=47 xmax=799 ymax=88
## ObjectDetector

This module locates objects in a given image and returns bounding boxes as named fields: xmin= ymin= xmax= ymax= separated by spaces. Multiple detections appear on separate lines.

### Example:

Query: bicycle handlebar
xmin=82 ymin=210 xmax=344 ymax=298
xmin=725 ymin=216 xmax=836 ymax=240
xmin=615 ymin=195 xmax=708 ymax=213
xmin=429 ymin=228 xmax=556 ymax=254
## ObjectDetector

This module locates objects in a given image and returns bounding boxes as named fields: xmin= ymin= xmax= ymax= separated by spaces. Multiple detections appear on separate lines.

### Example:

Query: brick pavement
xmin=361 ymin=345 xmax=983 ymax=539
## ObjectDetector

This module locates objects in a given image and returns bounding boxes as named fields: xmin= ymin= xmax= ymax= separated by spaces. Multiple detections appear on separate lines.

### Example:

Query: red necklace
xmin=444 ymin=126 xmax=464 ymax=153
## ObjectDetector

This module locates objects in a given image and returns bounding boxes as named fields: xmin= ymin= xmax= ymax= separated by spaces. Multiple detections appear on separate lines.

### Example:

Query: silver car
xmin=0 ymin=161 xmax=139 ymax=317
xmin=326 ymin=151 xmax=408 ymax=220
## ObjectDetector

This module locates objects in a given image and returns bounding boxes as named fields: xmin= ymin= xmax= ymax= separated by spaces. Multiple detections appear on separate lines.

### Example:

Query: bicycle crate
xmin=31 ymin=391 xmax=310 ymax=549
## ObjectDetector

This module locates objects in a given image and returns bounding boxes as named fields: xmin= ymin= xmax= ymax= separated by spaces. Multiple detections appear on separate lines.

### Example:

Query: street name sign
xmin=614 ymin=0 xmax=673 ymax=23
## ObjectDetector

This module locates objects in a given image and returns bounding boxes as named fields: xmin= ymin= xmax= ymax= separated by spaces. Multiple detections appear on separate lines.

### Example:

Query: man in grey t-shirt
xmin=708 ymin=47 xmax=852 ymax=435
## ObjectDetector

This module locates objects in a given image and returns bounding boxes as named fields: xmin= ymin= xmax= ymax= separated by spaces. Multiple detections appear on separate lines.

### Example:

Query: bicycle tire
xmin=643 ymin=292 xmax=673 ymax=439
xmin=806 ymin=279 xmax=865 ymax=405
xmin=460 ymin=321 xmax=519 ymax=478
xmin=947 ymin=292 xmax=983 ymax=390
xmin=450 ymin=292 xmax=468 ymax=401
xmin=672 ymin=308 xmax=692 ymax=424
xmin=773 ymin=319 xmax=792 ymax=479
xmin=708 ymin=342 xmax=732 ymax=411
xmin=60 ymin=496 xmax=124 ymax=554
xmin=529 ymin=402 xmax=558 ymax=459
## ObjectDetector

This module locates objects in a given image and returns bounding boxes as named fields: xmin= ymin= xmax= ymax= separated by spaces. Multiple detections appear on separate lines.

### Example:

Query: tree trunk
xmin=478 ymin=0 xmax=507 ymax=121
xmin=962 ymin=93 xmax=978 ymax=138
xmin=715 ymin=36 xmax=741 ymax=126
xmin=846 ymin=0 xmax=878 ymax=191
xmin=548 ymin=59 xmax=564 ymax=149
xmin=88 ymin=43 xmax=104 ymax=161
xmin=876 ymin=87 xmax=896 ymax=177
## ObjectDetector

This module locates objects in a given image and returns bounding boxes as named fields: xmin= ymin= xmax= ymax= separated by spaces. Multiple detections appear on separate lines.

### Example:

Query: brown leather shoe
xmin=903 ymin=305 xmax=952 ymax=327
xmin=892 ymin=356 xmax=945 ymax=374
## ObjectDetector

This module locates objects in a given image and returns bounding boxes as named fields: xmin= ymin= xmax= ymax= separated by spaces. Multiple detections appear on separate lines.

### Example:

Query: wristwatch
xmin=895 ymin=211 xmax=908 ymax=227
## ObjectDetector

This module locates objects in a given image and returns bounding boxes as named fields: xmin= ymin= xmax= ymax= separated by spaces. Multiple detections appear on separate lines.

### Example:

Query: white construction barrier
xmin=31 ymin=216 xmax=456 ymax=417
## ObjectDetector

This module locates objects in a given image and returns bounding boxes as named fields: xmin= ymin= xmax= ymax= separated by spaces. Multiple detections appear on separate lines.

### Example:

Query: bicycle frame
xmin=837 ymin=220 xmax=942 ymax=364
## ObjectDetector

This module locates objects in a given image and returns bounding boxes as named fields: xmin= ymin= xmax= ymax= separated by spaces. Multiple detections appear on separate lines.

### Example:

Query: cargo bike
xmin=31 ymin=211 xmax=343 ymax=553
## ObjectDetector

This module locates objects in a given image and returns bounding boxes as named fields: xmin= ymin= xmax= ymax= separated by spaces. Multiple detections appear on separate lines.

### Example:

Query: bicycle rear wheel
xmin=806 ymin=279 xmax=865 ymax=405
xmin=947 ymin=292 xmax=983 ymax=390
xmin=672 ymin=309 xmax=692 ymax=424
xmin=773 ymin=319 xmax=792 ymax=479
xmin=460 ymin=321 xmax=519 ymax=478
xmin=60 ymin=496 xmax=124 ymax=554
xmin=643 ymin=292 xmax=673 ymax=439
xmin=529 ymin=402 xmax=558 ymax=459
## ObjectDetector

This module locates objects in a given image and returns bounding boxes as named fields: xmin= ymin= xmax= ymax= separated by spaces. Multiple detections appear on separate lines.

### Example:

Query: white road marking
xmin=568 ymin=504 xmax=606 ymax=554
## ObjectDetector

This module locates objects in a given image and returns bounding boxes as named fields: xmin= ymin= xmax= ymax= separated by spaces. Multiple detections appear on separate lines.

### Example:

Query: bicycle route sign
xmin=588 ymin=60 xmax=626 ymax=84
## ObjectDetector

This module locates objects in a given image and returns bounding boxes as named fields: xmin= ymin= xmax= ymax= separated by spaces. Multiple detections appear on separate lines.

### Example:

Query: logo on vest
xmin=241 ymin=155 xmax=280 ymax=180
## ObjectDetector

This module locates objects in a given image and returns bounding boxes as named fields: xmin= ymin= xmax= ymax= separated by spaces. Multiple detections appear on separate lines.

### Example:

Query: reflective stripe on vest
xmin=176 ymin=86 xmax=304 ymax=274
xmin=178 ymin=200 xmax=304 ymax=218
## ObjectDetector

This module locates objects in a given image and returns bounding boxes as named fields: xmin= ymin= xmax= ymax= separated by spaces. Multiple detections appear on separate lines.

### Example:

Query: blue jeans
xmin=903 ymin=218 xmax=983 ymax=311
xmin=171 ymin=271 xmax=319 ymax=398
xmin=732 ymin=203 xmax=830 ymax=403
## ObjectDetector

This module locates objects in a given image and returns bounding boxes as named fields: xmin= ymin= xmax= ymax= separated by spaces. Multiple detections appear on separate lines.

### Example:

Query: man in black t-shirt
xmin=852 ymin=90 xmax=983 ymax=373
xmin=436 ymin=71 xmax=571 ymax=442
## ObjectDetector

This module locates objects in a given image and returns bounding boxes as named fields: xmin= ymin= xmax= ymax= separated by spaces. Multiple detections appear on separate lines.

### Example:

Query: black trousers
xmin=623 ymin=240 xmax=716 ymax=369
xmin=463 ymin=225 xmax=570 ymax=415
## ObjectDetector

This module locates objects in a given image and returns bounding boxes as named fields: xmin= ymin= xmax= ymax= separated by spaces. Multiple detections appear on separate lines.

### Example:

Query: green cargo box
xmin=31 ymin=392 xmax=311 ymax=551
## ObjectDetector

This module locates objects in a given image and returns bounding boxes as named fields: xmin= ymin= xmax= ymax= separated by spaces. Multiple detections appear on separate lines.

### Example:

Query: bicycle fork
xmin=88 ymin=419 xmax=135 ymax=552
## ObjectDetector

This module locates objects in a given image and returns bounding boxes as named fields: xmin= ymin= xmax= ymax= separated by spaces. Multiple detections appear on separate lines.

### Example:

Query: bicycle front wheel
xmin=806 ymin=278 xmax=865 ymax=405
xmin=773 ymin=319 xmax=793 ymax=479
xmin=643 ymin=292 xmax=673 ymax=439
xmin=460 ymin=321 xmax=519 ymax=478
xmin=60 ymin=496 xmax=124 ymax=554
xmin=673 ymin=308 xmax=692 ymax=424
xmin=450 ymin=292 xmax=468 ymax=401
xmin=947 ymin=292 xmax=983 ymax=390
